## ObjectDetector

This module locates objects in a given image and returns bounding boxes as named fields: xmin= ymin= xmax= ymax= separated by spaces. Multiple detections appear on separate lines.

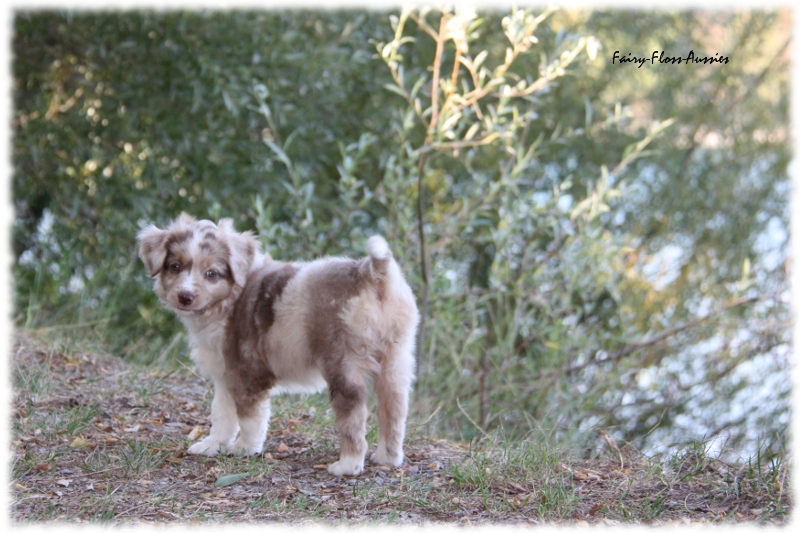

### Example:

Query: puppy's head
xmin=137 ymin=213 xmax=259 ymax=316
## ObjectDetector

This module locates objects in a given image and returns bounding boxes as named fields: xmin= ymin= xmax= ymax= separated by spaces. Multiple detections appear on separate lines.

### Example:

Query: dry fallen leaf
xmin=275 ymin=442 xmax=290 ymax=454
xmin=69 ymin=437 xmax=89 ymax=448
xmin=187 ymin=425 xmax=203 ymax=441
xmin=401 ymin=465 xmax=420 ymax=475
xmin=56 ymin=479 xmax=71 ymax=487
xmin=202 ymin=498 xmax=234 ymax=505
xmin=508 ymin=481 xmax=526 ymax=493
xmin=513 ymin=495 xmax=532 ymax=507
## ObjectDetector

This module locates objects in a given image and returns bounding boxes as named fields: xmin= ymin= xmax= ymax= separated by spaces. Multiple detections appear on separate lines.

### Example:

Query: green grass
xmin=10 ymin=330 xmax=792 ymax=525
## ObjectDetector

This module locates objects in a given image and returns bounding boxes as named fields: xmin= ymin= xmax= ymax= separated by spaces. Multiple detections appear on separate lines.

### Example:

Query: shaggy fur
xmin=137 ymin=213 xmax=419 ymax=476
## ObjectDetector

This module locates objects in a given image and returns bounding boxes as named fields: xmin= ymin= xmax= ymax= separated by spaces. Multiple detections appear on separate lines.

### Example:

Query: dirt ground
xmin=10 ymin=334 xmax=791 ymax=525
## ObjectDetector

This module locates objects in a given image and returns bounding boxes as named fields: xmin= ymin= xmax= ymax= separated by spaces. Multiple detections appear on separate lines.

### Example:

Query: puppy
xmin=137 ymin=213 xmax=418 ymax=476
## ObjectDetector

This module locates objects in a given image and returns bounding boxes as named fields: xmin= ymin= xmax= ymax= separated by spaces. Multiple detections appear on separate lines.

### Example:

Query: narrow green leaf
xmin=473 ymin=50 xmax=489 ymax=71
xmin=265 ymin=141 xmax=293 ymax=173
xmin=584 ymin=98 xmax=593 ymax=129
xmin=410 ymin=76 xmax=426 ymax=99
xmin=464 ymin=122 xmax=481 ymax=141
xmin=215 ymin=473 xmax=248 ymax=488
xmin=383 ymin=83 xmax=408 ymax=98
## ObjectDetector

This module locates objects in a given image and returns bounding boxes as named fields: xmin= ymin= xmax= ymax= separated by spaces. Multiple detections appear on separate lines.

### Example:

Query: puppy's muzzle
xmin=178 ymin=291 xmax=196 ymax=306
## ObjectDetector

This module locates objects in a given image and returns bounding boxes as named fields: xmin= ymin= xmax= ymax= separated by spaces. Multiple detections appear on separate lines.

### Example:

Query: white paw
xmin=224 ymin=438 xmax=263 ymax=456
xmin=187 ymin=436 xmax=227 ymax=456
xmin=328 ymin=457 xmax=364 ymax=477
xmin=371 ymin=449 xmax=403 ymax=467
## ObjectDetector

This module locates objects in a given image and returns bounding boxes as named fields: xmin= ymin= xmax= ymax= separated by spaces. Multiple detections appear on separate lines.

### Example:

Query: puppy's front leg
xmin=227 ymin=394 xmax=271 ymax=456
xmin=187 ymin=382 xmax=239 ymax=456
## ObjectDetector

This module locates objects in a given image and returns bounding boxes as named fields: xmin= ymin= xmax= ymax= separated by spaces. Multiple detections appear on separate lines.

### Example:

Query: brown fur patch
xmin=254 ymin=265 xmax=298 ymax=329
xmin=165 ymin=229 xmax=194 ymax=250
xmin=224 ymin=264 xmax=299 ymax=417
xmin=299 ymin=260 xmax=379 ymax=416
xmin=304 ymin=259 xmax=371 ymax=357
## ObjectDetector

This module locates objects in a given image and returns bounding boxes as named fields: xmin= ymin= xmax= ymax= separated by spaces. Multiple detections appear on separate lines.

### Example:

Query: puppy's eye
xmin=169 ymin=263 xmax=181 ymax=273
xmin=205 ymin=270 xmax=218 ymax=280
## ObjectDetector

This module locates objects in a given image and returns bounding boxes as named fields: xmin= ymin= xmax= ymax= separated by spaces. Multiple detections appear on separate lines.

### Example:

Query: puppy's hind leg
xmin=188 ymin=382 xmax=239 ymax=456
xmin=371 ymin=343 xmax=415 ymax=467
xmin=326 ymin=370 xmax=369 ymax=477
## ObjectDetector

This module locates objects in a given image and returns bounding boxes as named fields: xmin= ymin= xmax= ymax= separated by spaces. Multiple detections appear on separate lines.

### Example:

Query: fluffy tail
xmin=367 ymin=235 xmax=392 ymax=279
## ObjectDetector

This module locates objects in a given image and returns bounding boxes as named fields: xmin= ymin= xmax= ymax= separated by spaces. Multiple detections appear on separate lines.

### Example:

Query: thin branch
xmin=388 ymin=66 xmax=429 ymax=130
xmin=450 ymin=48 xmax=462 ymax=94
xmin=429 ymin=13 xmax=448 ymax=133
xmin=533 ymin=295 xmax=763 ymax=383
xmin=409 ymin=11 xmax=438 ymax=41
xmin=599 ymin=429 xmax=624 ymax=470
xmin=506 ymin=44 xmax=585 ymax=99
xmin=457 ymin=398 xmax=490 ymax=440
xmin=415 ymin=150 xmax=430 ymax=367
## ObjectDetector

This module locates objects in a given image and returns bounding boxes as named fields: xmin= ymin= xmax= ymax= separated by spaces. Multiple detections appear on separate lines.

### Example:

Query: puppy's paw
xmin=224 ymin=438 xmax=263 ymax=456
xmin=371 ymin=448 xmax=404 ymax=467
xmin=187 ymin=436 xmax=227 ymax=456
xmin=327 ymin=457 xmax=364 ymax=477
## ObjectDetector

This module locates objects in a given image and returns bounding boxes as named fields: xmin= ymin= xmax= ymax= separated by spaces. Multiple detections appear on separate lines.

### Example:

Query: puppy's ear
xmin=218 ymin=218 xmax=260 ymax=287
xmin=137 ymin=225 xmax=168 ymax=277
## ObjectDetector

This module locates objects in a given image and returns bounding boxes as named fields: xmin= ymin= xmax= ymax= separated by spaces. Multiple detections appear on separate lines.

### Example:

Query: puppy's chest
xmin=187 ymin=322 xmax=227 ymax=378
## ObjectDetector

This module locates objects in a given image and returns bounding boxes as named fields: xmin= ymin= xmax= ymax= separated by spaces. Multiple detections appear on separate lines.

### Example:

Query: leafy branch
xmin=377 ymin=7 xmax=597 ymax=354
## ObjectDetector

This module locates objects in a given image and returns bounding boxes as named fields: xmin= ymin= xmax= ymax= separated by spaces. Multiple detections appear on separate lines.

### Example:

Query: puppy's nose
xmin=178 ymin=291 xmax=195 ymax=306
